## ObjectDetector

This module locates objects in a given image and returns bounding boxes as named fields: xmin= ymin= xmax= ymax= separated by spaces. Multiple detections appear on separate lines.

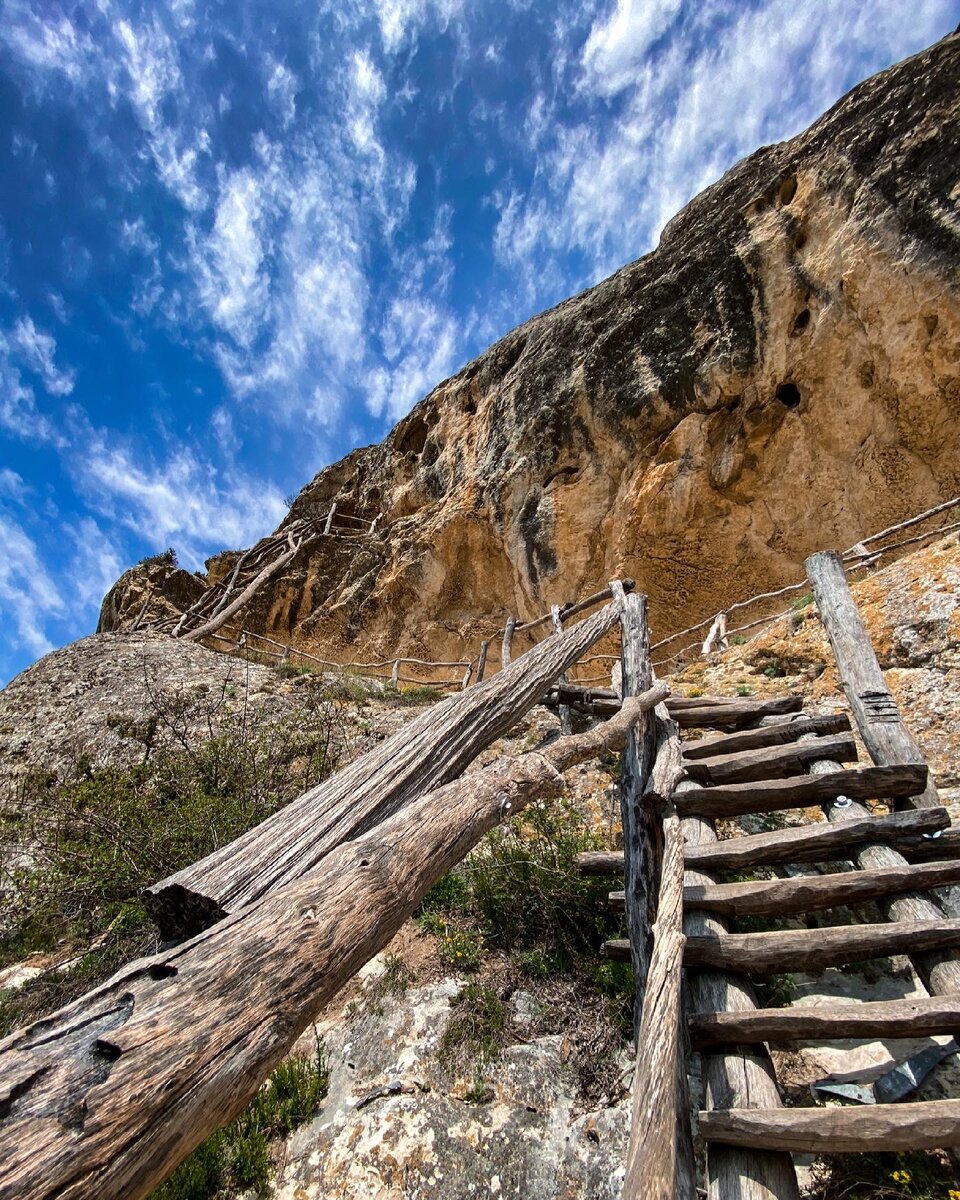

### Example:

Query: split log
xmin=0 ymin=691 xmax=665 ymax=1200
xmin=681 ymin=859 xmax=960 ymax=917
xmin=501 ymin=615 xmax=516 ymax=668
xmin=681 ymin=786 xmax=800 ymax=1200
xmin=689 ymin=994 xmax=960 ymax=1047
xmin=683 ymin=918 xmax=960 ymax=974
xmin=148 ymin=598 xmax=629 ymax=939
xmin=681 ymin=713 xmax=851 ymax=760
xmin=674 ymin=763 xmax=928 ymax=821
xmin=682 ymin=733 xmax=857 ymax=785
xmin=806 ymin=550 xmax=941 ymax=810
xmin=550 ymin=605 xmax=572 ymax=737
xmin=699 ymin=1100 xmax=960 ymax=1153
xmin=683 ymin=806 xmax=946 ymax=871
xmin=475 ymin=638 xmax=490 ymax=684
xmin=624 ymin=709 xmax=695 ymax=1200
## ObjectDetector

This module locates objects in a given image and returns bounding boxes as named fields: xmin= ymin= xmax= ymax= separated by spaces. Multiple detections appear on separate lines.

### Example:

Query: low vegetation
xmin=808 ymin=1150 xmax=959 ymax=1199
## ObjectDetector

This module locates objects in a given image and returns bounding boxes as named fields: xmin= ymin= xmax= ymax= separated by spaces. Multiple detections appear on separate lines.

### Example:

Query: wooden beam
xmin=550 ymin=605 xmax=572 ymax=737
xmin=578 ymin=850 xmax=626 ymax=875
xmin=897 ymin=827 xmax=960 ymax=861
xmin=681 ymin=858 xmax=960 ymax=917
xmin=623 ymin=711 xmax=695 ymax=1199
xmin=0 ymin=691 xmax=665 ymax=1200
xmin=683 ymin=806 xmax=946 ymax=871
xmin=684 ymin=919 xmax=960 ymax=974
xmin=805 ymin=550 xmax=941 ymax=811
xmin=689 ymin=995 xmax=960 ymax=1047
xmin=501 ymin=615 xmax=516 ymax=668
xmin=680 ymin=787 xmax=801 ymax=1200
xmin=682 ymin=713 xmax=851 ymax=760
xmin=611 ymin=583 xmax=655 ymax=1037
xmin=683 ymin=733 xmax=857 ymax=785
xmin=672 ymin=696 xmax=803 ymax=729
xmin=700 ymin=1100 xmax=960 ymax=1153
xmin=147 ymin=598 xmax=628 ymax=939
xmin=674 ymin=763 xmax=928 ymax=821
xmin=475 ymin=638 xmax=490 ymax=684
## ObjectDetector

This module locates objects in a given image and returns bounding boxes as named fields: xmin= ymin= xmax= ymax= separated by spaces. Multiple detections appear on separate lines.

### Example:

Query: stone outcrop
xmin=100 ymin=34 xmax=960 ymax=674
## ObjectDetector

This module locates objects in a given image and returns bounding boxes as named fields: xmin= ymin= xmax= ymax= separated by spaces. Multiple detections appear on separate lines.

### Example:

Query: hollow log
xmin=148 ymin=598 xmax=627 ymax=939
xmin=689 ymin=995 xmax=960 ymax=1047
xmin=673 ymin=763 xmax=928 ymax=821
xmin=0 ymin=691 xmax=664 ymax=1200
xmin=700 ymin=1100 xmax=960 ymax=1153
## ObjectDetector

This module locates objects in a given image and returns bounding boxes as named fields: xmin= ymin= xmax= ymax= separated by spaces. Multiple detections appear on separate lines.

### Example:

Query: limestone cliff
xmin=101 ymin=32 xmax=960 ymax=667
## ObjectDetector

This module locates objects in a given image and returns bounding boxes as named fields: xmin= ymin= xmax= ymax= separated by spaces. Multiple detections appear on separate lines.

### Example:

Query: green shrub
xmin=438 ymin=928 xmax=484 ymax=972
xmin=138 ymin=547 xmax=178 ymax=569
xmin=151 ymin=1040 xmax=328 ymax=1199
xmin=735 ymin=684 xmax=753 ymax=697
xmin=807 ymin=1149 xmax=955 ymax=1198
xmin=439 ymin=983 xmax=507 ymax=1068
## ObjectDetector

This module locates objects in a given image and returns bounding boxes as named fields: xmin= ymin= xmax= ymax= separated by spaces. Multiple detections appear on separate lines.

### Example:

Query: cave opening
xmin=791 ymin=308 xmax=811 ymax=335
xmin=776 ymin=382 xmax=802 ymax=409
xmin=779 ymin=174 xmax=798 ymax=206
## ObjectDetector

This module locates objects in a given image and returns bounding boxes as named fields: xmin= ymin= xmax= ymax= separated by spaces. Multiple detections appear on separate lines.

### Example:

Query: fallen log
xmin=681 ymin=712 xmax=851 ymax=760
xmin=147 ymin=598 xmax=627 ymax=939
xmin=682 ymin=733 xmax=857 ymax=785
xmin=689 ymin=995 xmax=960 ymax=1047
xmin=674 ymin=763 xmax=928 ymax=820
xmin=683 ymin=919 xmax=960 ymax=974
xmin=683 ymin=806 xmax=946 ymax=871
xmin=699 ymin=1100 xmax=960 ymax=1153
xmin=0 ymin=689 xmax=665 ymax=1200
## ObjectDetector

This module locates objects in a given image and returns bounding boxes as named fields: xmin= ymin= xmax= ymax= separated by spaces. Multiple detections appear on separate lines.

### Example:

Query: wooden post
xmin=475 ymin=638 xmax=490 ymax=684
xmin=610 ymin=581 xmax=655 ymax=1038
xmin=391 ymin=659 xmax=401 ymax=688
xmin=805 ymin=550 xmax=941 ymax=810
xmin=550 ymin=604 xmax=573 ymax=736
xmin=701 ymin=612 xmax=728 ymax=656
xmin=460 ymin=662 xmax=472 ymax=690
xmin=323 ymin=502 xmax=336 ymax=534
xmin=501 ymin=616 xmax=516 ymax=669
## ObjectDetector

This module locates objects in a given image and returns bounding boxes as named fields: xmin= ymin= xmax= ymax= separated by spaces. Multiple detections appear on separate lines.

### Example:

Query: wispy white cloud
xmin=581 ymin=0 xmax=682 ymax=95
xmin=64 ymin=517 xmax=126 ymax=612
xmin=0 ymin=327 xmax=61 ymax=443
xmin=0 ymin=513 xmax=66 ymax=659
xmin=12 ymin=316 xmax=75 ymax=395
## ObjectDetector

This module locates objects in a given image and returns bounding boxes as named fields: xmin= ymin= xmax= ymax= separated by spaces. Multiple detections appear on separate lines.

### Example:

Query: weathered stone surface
xmin=101 ymin=33 xmax=960 ymax=671
xmin=275 ymin=963 xmax=630 ymax=1200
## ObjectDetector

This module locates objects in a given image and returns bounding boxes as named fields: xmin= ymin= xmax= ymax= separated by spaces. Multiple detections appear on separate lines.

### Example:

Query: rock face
xmin=101 ymin=34 xmax=960 ymax=670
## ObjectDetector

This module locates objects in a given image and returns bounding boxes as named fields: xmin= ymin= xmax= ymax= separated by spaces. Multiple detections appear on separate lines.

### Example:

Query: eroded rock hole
xmin=396 ymin=414 xmax=431 ymax=457
xmin=794 ymin=228 xmax=808 ymax=250
xmin=791 ymin=309 xmax=811 ymax=336
xmin=779 ymin=175 xmax=798 ymax=206
xmin=775 ymin=382 xmax=802 ymax=409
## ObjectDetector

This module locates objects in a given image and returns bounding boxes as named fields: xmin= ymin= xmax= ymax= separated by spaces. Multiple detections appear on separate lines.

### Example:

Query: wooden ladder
xmin=583 ymin=553 xmax=960 ymax=1198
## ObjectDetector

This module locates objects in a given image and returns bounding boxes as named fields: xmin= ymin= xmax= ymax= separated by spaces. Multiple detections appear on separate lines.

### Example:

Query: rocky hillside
xmin=101 ymin=33 xmax=960 ymax=675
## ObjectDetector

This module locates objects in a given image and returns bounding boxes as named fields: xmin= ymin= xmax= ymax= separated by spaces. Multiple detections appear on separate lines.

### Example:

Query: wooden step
xmin=683 ymin=733 xmax=857 ymax=785
xmin=681 ymin=858 xmax=960 ymax=917
xmin=578 ymin=806 xmax=947 ymax=878
xmin=895 ymin=826 xmax=960 ymax=862
xmin=681 ymin=713 xmax=851 ymax=760
xmin=683 ymin=919 xmax=960 ymax=974
xmin=689 ymin=994 xmax=960 ymax=1047
xmin=671 ymin=695 xmax=804 ymax=729
xmin=674 ymin=763 xmax=928 ymax=820
xmin=699 ymin=1099 xmax=960 ymax=1152
xmin=685 ymin=806 xmax=947 ymax=871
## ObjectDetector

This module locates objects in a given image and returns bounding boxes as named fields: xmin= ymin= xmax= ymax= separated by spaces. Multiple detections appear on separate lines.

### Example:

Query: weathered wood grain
xmin=680 ymin=859 xmax=960 ymax=917
xmin=700 ymin=1100 xmax=960 ymax=1152
xmin=0 ymin=689 xmax=666 ymax=1200
xmin=148 ymin=598 xmax=626 ymax=938
xmin=682 ymin=806 xmax=946 ymax=871
xmin=623 ymin=710 xmax=694 ymax=1200
xmin=806 ymin=550 xmax=942 ymax=810
xmin=681 ymin=790 xmax=800 ymax=1200
xmin=684 ymin=919 xmax=960 ymax=974
xmin=672 ymin=696 xmax=803 ymax=729
xmin=682 ymin=733 xmax=857 ymax=785
xmin=681 ymin=713 xmax=851 ymax=760
xmin=689 ymin=994 xmax=960 ymax=1047
xmin=674 ymin=763 xmax=928 ymax=821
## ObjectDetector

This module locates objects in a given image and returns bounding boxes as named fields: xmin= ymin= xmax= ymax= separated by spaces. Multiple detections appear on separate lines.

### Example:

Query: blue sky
xmin=1 ymin=0 xmax=958 ymax=685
